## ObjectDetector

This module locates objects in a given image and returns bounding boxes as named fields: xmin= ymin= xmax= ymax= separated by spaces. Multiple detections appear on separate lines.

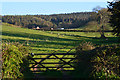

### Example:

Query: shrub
xmin=91 ymin=45 xmax=120 ymax=79
xmin=73 ymin=42 xmax=96 ymax=78
xmin=76 ymin=41 xmax=95 ymax=51
xmin=75 ymin=42 xmax=120 ymax=79
xmin=2 ymin=42 xmax=29 ymax=78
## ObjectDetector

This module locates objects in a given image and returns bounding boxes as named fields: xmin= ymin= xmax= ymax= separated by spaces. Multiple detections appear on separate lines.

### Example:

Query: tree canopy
xmin=93 ymin=6 xmax=111 ymax=38
xmin=2 ymin=12 xmax=97 ymax=29
xmin=2 ymin=11 xmax=112 ymax=31
xmin=108 ymin=1 xmax=120 ymax=37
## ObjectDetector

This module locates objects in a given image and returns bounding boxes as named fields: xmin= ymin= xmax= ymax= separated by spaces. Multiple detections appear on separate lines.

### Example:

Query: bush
xmin=2 ymin=42 xmax=30 ymax=78
xmin=76 ymin=41 xmax=95 ymax=51
xmin=74 ymin=42 xmax=96 ymax=78
xmin=91 ymin=45 xmax=120 ymax=79
xmin=75 ymin=42 xmax=120 ymax=79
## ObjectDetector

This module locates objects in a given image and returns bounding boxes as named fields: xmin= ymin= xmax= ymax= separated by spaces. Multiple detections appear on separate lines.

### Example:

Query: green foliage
xmin=2 ymin=15 xmax=55 ymax=29
xmin=2 ymin=12 xmax=96 ymax=29
xmin=91 ymin=45 xmax=120 ymax=79
xmin=108 ymin=1 xmax=120 ymax=36
xmin=74 ymin=42 xmax=96 ymax=78
xmin=2 ymin=42 xmax=29 ymax=78
xmin=75 ymin=43 xmax=120 ymax=79
xmin=93 ymin=7 xmax=111 ymax=38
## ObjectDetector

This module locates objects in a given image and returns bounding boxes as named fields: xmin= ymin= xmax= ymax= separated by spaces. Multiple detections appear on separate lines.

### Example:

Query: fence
xmin=28 ymin=53 xmax=77 ymax=73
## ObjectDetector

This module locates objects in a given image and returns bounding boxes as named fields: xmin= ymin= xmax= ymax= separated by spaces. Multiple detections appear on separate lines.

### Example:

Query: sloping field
xmin=2 ymin=23 xmax=119 ymax=53
xmin=1 ymin=23 xmax=120 ymax=75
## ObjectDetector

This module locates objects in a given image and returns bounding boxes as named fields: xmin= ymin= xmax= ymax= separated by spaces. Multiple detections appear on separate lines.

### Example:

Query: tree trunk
xmin=100 ymin=33 xmax=106 ymax=38
xmin=100 ymin=25 xmax=106 ymax=38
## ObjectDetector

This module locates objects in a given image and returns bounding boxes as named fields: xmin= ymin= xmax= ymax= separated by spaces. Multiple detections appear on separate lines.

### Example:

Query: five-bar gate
xmin=28 ymin=53 xmax=77 ymax=73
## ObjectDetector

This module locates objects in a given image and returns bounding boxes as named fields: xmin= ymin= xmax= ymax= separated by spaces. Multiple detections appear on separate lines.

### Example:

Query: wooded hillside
xmin=2 ymin=12 xmax=97 ymax=29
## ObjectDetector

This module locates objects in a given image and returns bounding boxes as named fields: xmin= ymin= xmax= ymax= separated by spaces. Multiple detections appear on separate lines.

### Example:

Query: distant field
xmin=2 ymin=23 xmax=119 ymax=54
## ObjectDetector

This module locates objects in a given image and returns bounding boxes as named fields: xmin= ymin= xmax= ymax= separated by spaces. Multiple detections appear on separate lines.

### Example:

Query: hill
xmin=2 ymin=11 xmax=113 ymax=31
xmin=2 ymin=12 xmax=96 ymax=29
xmin=74 ymin=21 xmax=113 ymax=31
xmin=2 ymin=23 xmax=119 ymax=53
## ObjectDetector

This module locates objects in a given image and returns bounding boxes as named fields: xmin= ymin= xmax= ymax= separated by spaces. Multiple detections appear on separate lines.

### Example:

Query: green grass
xmin=2 ymin=23 xmax=119 ymax=53
xmin=73 ymin=21 xmax=113 ymax=31
xmin=1 ymin=23 xmax=120 ymax=76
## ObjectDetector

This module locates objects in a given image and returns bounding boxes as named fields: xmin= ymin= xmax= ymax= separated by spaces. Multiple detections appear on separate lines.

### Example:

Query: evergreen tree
xmin=108 ymin=1 xmax=120 ymax=36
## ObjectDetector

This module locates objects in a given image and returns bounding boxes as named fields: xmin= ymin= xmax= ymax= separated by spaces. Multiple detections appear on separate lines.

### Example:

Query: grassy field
xmin=72 ymin=21 xmax=113 ymax=31
xmin=1 ymin=23 xmax=120 ymax=77
xmin=2 ymin=23 xmax=119 ymax=54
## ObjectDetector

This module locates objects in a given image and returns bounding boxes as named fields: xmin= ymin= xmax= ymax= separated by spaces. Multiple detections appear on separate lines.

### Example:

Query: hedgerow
xmin=75 ymin=42 xmax=120 ymax=79
xmin=2 ymin=42 xmax=30 ymax=78
xmin=91 ymin=45 xmax=120 ymax=79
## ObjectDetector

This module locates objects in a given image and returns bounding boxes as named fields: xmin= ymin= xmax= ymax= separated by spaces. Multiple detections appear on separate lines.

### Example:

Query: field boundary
xmin=36 ymin=29 xmax=113 ymax=32
xmin=28 ymin=52 xmax=77 ymax=73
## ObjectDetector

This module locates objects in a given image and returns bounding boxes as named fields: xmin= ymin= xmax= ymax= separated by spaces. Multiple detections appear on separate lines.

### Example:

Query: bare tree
xmin=93 ymin=6 xmax=111 ymax=38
